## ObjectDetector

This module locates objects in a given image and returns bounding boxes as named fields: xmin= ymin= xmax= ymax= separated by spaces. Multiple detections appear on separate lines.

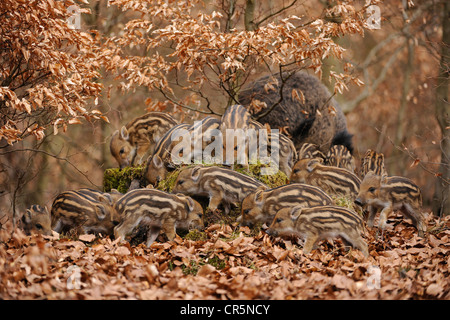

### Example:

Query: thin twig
xmin=0 ymin=148 xmax=100 ymax=187
xmin=380 ymin=130 xmax=450 ymax=185
xmin=254 ymin=0 xmax=298 ymax=28
xmin=254 ymin=67 xmax=296 ymax=120
xmin=156 ymin=86 xmax=218 ymax=115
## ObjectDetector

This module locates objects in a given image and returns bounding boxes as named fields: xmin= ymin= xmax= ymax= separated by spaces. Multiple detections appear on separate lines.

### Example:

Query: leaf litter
xmin=0 ymin=212 xmax=449 ymax=300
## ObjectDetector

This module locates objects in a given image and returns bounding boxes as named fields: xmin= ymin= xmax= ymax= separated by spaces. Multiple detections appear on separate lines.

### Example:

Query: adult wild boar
xmin=238 ymin=71 xmax=353 ymax=155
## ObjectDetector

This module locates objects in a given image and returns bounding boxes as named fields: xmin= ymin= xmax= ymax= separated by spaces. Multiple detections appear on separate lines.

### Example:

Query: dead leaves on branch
xmin=1 ymin=0 xmax=370 ymax=144
xmin=0 ymin=0 xmax=106 ymax=144
xmin=0 ymin=213 xmax=449 ymax=300
xmin=103 ymin=0 xmax=369 ymax=109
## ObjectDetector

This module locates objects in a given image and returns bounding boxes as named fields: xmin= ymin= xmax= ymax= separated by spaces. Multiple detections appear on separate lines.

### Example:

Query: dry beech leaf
xmin=197 ymin=264 xmax=216 ymax=277
xmin=1 ymin=212 xmax=449 ymax=300
xmin=426 ymin=283 xmax=443 ymax=296
xmin=79 ymin=234 xmax=96 ymax=242
xmin=115 ymin=245 xmax=131 ymax=256
xmin=0 ymin=0 xmax=448 ymax=301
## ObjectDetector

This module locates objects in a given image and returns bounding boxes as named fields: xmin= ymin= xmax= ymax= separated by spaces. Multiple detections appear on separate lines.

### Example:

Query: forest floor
xmin=0 ymin=211 xmax=449 ymax=300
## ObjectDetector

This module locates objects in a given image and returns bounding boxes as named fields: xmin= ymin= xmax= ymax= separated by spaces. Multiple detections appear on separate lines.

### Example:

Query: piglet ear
xmin=306 ymin=159 xmax=320 ymax=172
xmin=185 ymin=197 xmax=195 ymax=212
xmin=22 ymin=209 xmax=32 ymax=224
xmin=254 ymin=189 xmax=265 ymax=205
xmin=190 ymin=166 xmax=202 ymax=182
xmin=365 ymin=171 xmax=375 ymax=179
xmin=289 ymin=206 xmax=302 ymax=221
xmin=94 ymin=204 xmax=107 ymax=221
xmin=175 ymin=194 xmax=195 ymax=212
xmin=152 ymin=155 xmax=164 ymax=169
xmin=256 ymin=185 xmax=268 ymax=192
xmin=120 ymin=126 xmax=129 ymax=141
xmin=97 ymin=194 xmax=113 ymax=206
xmin=110 ymin=188 xmax=123 ymax=197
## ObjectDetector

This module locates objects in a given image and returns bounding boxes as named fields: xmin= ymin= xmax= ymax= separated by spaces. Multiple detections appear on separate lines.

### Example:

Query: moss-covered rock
xmin=103 ymin=165 xmax=146 ymax=193
xmin=102 ymin=161 xmax=289 ymax=243
xmin=333 ymin=195 xmax=363 ymax=216
xmin=103 ymin=160 xmax=287 ymax=195
xmin=184 ymin=229 xmax=208 ymax=241
xmin=235 ymin=162 xmax=288 ymax=188
xmin=155 ymin=166 xmax=184 ymax=192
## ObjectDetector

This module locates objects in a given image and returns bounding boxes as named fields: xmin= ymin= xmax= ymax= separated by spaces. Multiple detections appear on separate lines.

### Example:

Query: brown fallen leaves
xmin=0 ymin=212 xmax=449 ymax=300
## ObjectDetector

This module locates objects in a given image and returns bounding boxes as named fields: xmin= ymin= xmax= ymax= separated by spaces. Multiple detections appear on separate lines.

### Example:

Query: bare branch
xmin=254 ymin=0 xmax=298 ymax=29
xmin=339 ymin=0 xmax=439 ymax=113
xmin=156 ymin=86 xmax=219 ymax=116
xmin=0 ymin=148 xmax=100 ymax=188
xmin=341 ymin=43 xmax=405 ymax=113
xmin=254 ymin=67 xmax=296 ymax=121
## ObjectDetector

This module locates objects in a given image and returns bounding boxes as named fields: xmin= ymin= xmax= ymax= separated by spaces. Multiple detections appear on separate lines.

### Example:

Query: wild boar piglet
xmin=355 ymin=172 xmax=425 ymax=237
xmin=266 ymin=205 xmax=368 ymax=257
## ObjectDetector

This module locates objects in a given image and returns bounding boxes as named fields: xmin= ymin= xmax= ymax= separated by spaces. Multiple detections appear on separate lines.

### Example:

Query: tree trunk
xmin=432 ymin=0 xmax=450 ymax=216
xmin=391 ymin=37 xmax=414 ymax=176
xmin=244 ymin=0 xmax=256 ymax=31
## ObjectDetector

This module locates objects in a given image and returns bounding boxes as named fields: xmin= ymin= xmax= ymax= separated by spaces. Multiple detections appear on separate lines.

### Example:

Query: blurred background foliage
xmin=0 ymin=0 xmax=448 ymax=222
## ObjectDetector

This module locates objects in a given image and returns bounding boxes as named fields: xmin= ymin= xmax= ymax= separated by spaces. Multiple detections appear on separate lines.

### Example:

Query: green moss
xmin=103 ymin=165 xmax=146 ymax=193
xmin=180 ymin=254 xmax=227 ymax=276
xmin=155 ymin=167 xmax=183 ymax=192
xmin=235 ymin=162 xmax=288 ymax=188
xmin=333 ymin=195 xmax=362 ymax=215
xmin=206 ymin=254 xmax=227 ymax=270
xmin=181 ymin=260 xmax=200 ymax=275
xmin=184 ymin=229 xmax=208 ymax=241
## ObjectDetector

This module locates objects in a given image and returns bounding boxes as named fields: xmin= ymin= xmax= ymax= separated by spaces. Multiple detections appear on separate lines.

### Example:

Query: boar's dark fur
xmin=238 ymin=71 xmax=353 ymax=154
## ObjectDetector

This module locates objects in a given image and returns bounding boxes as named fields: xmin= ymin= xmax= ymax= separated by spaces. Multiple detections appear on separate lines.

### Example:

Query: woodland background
xmin=0 ymin=0 xmax=449 ymax=300
xmin=1 ymin=0 xmax=448 ymax=219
